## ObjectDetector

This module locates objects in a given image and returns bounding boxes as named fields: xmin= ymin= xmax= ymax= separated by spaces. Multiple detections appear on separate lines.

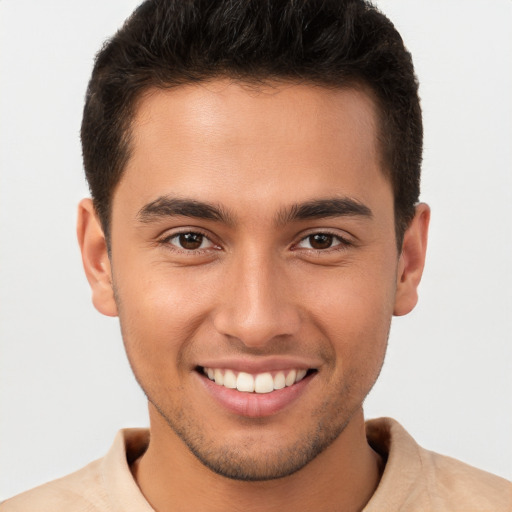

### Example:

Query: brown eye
xmin=295 ymin=232 xmax=349 ymax=251
xmin=308 ymin=233 xmax=334 ymax=250
xmin=178 ymin=233 xmax=205 ymax=250
xmin=163 ymin=231 xmax=217 ymax=253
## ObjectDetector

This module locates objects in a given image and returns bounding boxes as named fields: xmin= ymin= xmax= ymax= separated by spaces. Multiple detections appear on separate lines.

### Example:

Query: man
xmin=2 ymin=0 xmax=510 ymax=510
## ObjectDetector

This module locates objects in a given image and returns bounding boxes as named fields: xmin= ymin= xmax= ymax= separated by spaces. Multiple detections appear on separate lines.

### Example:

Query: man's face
xmin=105 ymin=81 xmax=403 ymax=480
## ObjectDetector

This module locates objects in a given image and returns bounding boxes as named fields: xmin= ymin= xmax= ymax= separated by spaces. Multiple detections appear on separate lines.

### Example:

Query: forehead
xmin=118 ymin=80 xmax=389 ymax=215
xmin=131 ymin=80 xmax=379 ymax=160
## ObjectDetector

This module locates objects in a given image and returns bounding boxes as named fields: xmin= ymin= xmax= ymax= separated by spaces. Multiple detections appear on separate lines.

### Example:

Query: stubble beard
xmin=143 ymin=379 xmax=359 ymax=482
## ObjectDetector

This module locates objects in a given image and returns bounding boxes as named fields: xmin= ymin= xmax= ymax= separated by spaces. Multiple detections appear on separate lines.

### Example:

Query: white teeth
xmin=285 ymin=369 xmax=297 ymax=387
xmin=254 ymin=373 xmax=274 ymax=394
xmin=223 ymin=369 xmax=237 ymax=389
xmin=236 ymin=372 xmax=255 ymax=392
xmin=214 ymin=369 xmax=224 ymax=385
xmin=273 ymin=371 xmax=286 ymax=390
xmin=203 ymin=367 xmax=312 ymax=393
xmin=296 ymin=369 xmax=307 ymax=382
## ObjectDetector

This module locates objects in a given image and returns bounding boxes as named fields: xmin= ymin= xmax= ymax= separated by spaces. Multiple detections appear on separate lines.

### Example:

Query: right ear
xmin=77 ymin=198 xmax=118 ymax=317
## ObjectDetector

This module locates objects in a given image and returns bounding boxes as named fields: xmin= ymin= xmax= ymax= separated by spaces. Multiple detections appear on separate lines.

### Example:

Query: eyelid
xmin=155 ymin=226 xmax=353 ymax=253
xmin=158 ymin=227 xmax=221 ymax=252
xmin=292 ymin=229 xmax=354 ymax=251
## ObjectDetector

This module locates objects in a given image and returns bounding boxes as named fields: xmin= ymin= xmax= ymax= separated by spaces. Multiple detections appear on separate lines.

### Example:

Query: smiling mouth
xmin=197 ymin=367 xmax=317 ymax=394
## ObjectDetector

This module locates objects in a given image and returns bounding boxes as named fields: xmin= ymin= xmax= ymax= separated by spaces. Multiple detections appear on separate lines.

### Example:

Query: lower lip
xmin=197 ymin=371 xmax=315 ymax=418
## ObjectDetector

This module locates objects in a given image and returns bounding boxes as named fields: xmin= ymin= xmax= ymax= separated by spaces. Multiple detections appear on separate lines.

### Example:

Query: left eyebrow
xmin=276 ymin=198 xmax=373 ymax=225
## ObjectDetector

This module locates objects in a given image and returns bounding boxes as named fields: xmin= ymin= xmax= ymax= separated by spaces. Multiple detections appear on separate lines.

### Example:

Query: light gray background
xmin=1 ymin=0 xmax=511 ymax=500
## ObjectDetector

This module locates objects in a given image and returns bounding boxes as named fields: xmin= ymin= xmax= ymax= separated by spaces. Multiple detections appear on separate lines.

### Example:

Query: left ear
xmin=393 ymin=203 xmax=430 ymax=316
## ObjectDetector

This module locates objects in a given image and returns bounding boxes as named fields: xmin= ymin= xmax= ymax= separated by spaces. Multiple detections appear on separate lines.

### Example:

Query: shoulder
xmin=365 ymin=417 xmax=512 ymax=512
xmin=419 ymin=447 xmax=512 ymax=511
xmin=1 ymin=428 xmax=150 ymax=512
xmin=0 ymin=459 xmax=107 ymax=512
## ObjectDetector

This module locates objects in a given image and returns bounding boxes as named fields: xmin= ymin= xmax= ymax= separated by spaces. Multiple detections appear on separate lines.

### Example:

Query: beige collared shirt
xmin=2 ymin=418 xmax=511 ymax=511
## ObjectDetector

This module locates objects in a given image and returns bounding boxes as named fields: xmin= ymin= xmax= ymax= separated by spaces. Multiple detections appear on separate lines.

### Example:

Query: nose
xmin=212 ymin=251 xmax=301 ymax=348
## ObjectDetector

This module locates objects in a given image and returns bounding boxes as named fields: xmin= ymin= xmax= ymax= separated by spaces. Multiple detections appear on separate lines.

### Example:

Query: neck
xmin=132 ymin=408 xmax=382 ymax=512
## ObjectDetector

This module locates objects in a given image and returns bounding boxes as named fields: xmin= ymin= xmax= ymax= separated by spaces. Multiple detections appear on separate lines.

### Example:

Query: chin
xmin=151 ymin=395 xmax=353 ymax=482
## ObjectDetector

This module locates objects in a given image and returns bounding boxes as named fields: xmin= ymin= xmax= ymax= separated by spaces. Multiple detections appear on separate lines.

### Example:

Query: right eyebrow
xmin=136 ymin=196 xmax=234 ymax=225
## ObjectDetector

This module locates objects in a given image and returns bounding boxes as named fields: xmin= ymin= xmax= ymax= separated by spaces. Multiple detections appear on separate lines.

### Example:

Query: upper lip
xmin=196 ymin=356 xmax=322 ymax=374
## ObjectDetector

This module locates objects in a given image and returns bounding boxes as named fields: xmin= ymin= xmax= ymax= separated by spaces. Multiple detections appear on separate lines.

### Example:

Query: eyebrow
xmin=137 ymin=195 xmax=372 ymax=225
xmin=137 ymin=196 xmax=234 ymax=224
xmin=276 ymin=198 xmax=373 ymax=225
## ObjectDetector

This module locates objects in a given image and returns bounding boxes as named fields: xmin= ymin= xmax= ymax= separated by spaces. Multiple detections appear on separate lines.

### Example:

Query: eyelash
xmin=157 ymin=229 xmax=352 ymax=254
xmin=293 ymin=231 xmax=353 ymax=252
xmin=158 ymin=229 xmax=218 ymax=254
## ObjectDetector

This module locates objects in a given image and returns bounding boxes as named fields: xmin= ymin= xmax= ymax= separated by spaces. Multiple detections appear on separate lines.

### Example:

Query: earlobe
xmin=393 ymin=203 xmax=430 ymax=316
xmin=77 ymin=198 xmax=118 ymax=317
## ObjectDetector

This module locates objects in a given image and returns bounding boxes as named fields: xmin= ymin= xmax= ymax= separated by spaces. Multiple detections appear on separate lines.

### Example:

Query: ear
xmin=393 ymin=203 xmax=430 ymax=316
xmin=77 ymin=198 xmax=118 ymax=317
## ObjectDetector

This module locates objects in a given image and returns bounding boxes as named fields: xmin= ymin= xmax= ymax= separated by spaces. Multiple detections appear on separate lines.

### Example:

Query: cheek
xmin=114 ymin=266 xmax=218 ymax=372
xmin=299 ymin=256 xmax=397 ymax=327
xmin=296 ymin=257 xmax=396 ymax=369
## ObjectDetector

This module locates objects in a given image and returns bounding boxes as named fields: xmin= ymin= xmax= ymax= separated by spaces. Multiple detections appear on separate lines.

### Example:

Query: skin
xmin=78 ymin=80 xmax=429 ymax=512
